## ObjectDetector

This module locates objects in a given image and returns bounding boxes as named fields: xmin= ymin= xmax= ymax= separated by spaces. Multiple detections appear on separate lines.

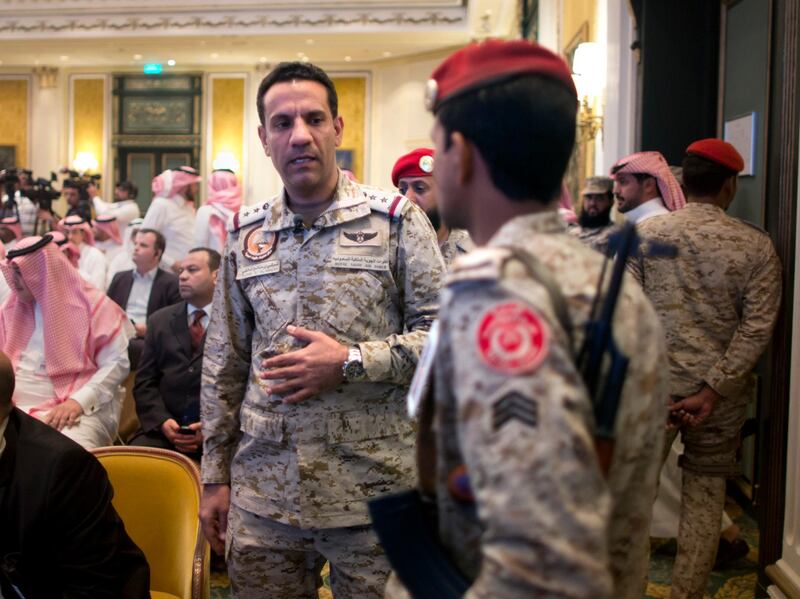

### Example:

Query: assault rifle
xmin=370 ymin=222 xmax=675 ymax=598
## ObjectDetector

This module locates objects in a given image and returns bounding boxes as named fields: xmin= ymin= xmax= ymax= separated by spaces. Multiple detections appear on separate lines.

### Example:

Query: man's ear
xmin=333 ymin=115 xmax=344 ymax=148
xmin=258 ymin=125 xmax=271 ymax=157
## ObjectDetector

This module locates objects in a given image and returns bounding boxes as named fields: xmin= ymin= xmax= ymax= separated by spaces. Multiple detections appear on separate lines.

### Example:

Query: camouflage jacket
xmin=411 ymin=211 xmax=668 ymax=598
xmin=569 ymin=222 xmax=615 ymax=256
xmin=629 ymin=202 xmax=782 ymax=402
xmin=439 ymin=228 xmax=474 ymax=268
xmin=200 ymin=173 xmax=445 ymax=529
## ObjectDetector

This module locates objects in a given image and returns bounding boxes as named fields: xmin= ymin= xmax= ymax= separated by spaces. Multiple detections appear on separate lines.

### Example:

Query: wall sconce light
xmin=73 ymin=152 xmax=99 ymax=174
xmin=212 ymin=152 xmax=240 ymax=172
xmin=571 ymin=42 xmax=604 ymax=142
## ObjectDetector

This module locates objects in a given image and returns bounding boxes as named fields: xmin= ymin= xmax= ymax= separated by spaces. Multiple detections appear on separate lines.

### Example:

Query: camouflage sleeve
xmin=445 ymin=281 xmax=613 ymax=598
xmin=626 ymin=250 xmax=644 ymax=288
xmin=200 ymin=236 xmax=255 ymax=484
xmin=358 ymin=203 xmax=445 ymax=385
xmin=705 ymin=239 xmax=782 ymax=398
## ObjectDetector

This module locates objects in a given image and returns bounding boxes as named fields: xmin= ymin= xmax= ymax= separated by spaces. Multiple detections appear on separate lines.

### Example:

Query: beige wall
xmin=368 ymin=53 xmax=447 ymax=189
xmin=0 ymin=77 xmax=30 ymax=168
xmin=14 ymin=53 xmax=450 ymax=204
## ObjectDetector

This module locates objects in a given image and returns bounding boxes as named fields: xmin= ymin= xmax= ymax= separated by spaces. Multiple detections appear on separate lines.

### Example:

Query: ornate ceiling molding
xmin=0 ymin=8 xmax=466 ymax=38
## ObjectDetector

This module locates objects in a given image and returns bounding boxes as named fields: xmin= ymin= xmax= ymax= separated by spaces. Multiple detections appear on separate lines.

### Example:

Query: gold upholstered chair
xmin=91 ymin=446 xmax=210 ymax=599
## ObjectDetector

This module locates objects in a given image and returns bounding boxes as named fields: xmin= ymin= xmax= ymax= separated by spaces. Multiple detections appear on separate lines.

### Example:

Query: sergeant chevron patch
xmin=492 ymin=392 xmax=539 ymax=431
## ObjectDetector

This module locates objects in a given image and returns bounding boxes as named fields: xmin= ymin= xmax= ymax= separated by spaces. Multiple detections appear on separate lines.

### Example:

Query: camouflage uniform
xmin=439 ymin=228 xmax=474 ymax=267
xmin=570 ymin=223 xmax=615 ymax=256
xmin=389 ymin=211 xmax=668 ymax=598
xmin=629 ymin=202 xmax=781 ymax=599
xmin=201 ymin=173 xmax=445 ymax=597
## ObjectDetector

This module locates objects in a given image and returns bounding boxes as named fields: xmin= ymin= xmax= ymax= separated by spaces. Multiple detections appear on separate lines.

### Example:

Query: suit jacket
xmin=107 ymin=268 xmax=181 ymax=319
xmin=0 ymin=409 xmax=150 ymax=599
xmin=133 ymin=301 xmax=205 ymax=432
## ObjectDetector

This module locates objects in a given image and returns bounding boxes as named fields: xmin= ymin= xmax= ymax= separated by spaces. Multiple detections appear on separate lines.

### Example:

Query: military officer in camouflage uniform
xmin=198 ymin=62 xmax=444 ymax=598
xmin=570 ymin=175 xmax=615 ymax=254
xmin=391 ymin=148 xmax=473 ymax=267
xmin=629 ymin=138 xmax=781 ymax=599
xmin=385 ymin=40 xmax=669 ymax=598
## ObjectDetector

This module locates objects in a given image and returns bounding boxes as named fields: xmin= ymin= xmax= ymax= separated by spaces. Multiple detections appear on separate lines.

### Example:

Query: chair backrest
xmin=91 ymin=446 xmax=208 ymax=599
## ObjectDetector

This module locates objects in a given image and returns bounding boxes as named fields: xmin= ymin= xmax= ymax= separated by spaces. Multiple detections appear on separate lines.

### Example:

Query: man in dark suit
xmin=131 ymin=248 xmax=220 ymax=456
xmin=0 ymin=350 xmax=150 ymax=598
xmin=107 ymin=228 xmax=181 ymax=369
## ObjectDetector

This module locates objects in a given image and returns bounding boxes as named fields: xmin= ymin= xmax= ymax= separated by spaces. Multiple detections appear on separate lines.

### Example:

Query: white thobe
xmin=94 ymin=198 xmax=141 ymax=231
xmin=11 ymin=305 xmax=130 ymax=449
xmin=623 ymin=197 xmax=670 ymax=224
xmin=193 ymin=204 xmax=230 ymax=253
xmin=77 ymin=243 xmax=108 ymax=290
xmin=142 ymin=195 xmax=196 ymax=269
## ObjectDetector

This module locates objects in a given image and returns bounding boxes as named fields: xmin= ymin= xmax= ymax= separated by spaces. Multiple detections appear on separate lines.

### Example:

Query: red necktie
xmin=189 ymin=309 xmax=206 ymax=354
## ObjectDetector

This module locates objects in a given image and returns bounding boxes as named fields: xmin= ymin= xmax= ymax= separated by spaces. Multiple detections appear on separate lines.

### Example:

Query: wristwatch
xmin=343 ymin=346 xmax=366 ymax=382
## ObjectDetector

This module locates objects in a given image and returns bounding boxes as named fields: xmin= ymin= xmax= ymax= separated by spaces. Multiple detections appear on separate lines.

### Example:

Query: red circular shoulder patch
xmin=476 ymin=302 xmax=550 ymax=374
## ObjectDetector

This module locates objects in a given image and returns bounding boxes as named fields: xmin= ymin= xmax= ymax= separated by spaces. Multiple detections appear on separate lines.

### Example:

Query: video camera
xmin=26 ymin=173 xmax=61 ymax=214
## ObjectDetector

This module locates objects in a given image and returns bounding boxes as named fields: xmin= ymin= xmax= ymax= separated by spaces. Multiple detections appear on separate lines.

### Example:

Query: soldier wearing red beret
xmin=391 ymin=148 xmax=473 ymax=267
xmin=629 ymin=138 xmax=781 ymax=598
xmin=382 ymin=39 xmax=669 ymax=599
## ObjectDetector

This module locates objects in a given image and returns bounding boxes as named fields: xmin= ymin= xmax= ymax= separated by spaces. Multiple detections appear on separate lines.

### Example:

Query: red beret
xmin=425 ymin=39 xmax=576 ymax=113
xmin=391 ymin=148 xmax=435 ymax=187
xmin=686 ymin=138 xmax=744 ymax=173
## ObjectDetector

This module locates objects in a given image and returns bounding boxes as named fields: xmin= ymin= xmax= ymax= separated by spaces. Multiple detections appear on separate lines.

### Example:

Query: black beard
xmin=425 ymin=207 xmax=442 ymax=233
xmin=579 ymin=209 xmax=612 ymax=228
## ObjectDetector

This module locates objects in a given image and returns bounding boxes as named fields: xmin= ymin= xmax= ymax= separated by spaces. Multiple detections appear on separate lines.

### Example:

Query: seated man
xmin=107 ymin=228 xmax=181 ymax=368
xmin=0 ymin=235 xmax=133 ymax=449
xmin=0 ymin=350 xmax=151 ymax=598
xmin=0 ymin=216 xmax=22 ymax=252
xmin=60 ymin=215 xmax=108 ymax=289
xmin=107 ymin=217 xmax=142 ymax=287
xmin=131 ymin=248 xmax=220 ymax=456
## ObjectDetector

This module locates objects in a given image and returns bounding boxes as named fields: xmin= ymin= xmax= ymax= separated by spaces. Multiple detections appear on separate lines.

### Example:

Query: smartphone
xmin=178 ymin=425 xmax=194 ymax=435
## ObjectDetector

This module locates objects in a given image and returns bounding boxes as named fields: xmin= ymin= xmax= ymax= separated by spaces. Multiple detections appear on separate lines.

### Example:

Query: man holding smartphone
xmin=131 ymin=247 xmax=220 ymax=457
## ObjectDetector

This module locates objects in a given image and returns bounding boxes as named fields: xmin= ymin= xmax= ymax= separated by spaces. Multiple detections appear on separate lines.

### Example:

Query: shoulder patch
xmin=360 ymin=185 xmax=409 ymax=220
xmin=446 ymin=247 xmax=512 ymax=286
xmin=228 ymin=201 xmax=272 ymax=232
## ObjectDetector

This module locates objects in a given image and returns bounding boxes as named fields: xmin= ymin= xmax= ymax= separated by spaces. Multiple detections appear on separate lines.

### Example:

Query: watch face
xmin=346 ymin=360 xmax=366 ymax=380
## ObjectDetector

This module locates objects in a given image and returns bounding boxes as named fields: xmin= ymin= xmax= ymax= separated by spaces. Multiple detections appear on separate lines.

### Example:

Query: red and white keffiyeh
xmin=59 ymin=214 xmax=96 ymax=246
xmin=0 ymin=236 xmax=131 ymax=412
xmin=611 ymin=151 xmax=686 ymax=211
xmin=152 ymin=167 xmax=201 ymax=200
xmin=95 ymin=215 xmax=122 ymax=245
xmin=206 ymin=170 xmax=243 ymax=247
xmin=49 ymin=230 xmax=81 ymax=268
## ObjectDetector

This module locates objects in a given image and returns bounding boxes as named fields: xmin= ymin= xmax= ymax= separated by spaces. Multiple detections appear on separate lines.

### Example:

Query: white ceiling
xmin=0 ymin=31 xmax=470 ymax=68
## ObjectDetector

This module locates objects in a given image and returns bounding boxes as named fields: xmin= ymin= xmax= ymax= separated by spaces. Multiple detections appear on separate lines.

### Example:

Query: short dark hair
xmin=116 ymin=180 xmax=138 ymax=199
xmin=137 ymin=228 xmax=166 ymax=259
xmin=436 ymin=74 xmax=577 ymax=203
xmin=256 ymin=62 xmax=338 ymax=126
xmin=189 ymin=247 xmax=221 ymax=271
xmin=681 ymin=154 xmax=737 ymax=197
xmin=0 ymin=227 xmax=15 ymax=244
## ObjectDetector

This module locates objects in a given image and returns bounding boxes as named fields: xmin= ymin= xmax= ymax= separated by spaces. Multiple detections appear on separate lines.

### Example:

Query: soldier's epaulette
xmin=360 ymin=185 xmax=409 ymax=220
xmin=735 ymin=217 xmax=769 ymax=237
xmin=228 ymin=201 xmax=272 ymax=232
xmin=445 ymin=247 xmax=512 ymax=286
